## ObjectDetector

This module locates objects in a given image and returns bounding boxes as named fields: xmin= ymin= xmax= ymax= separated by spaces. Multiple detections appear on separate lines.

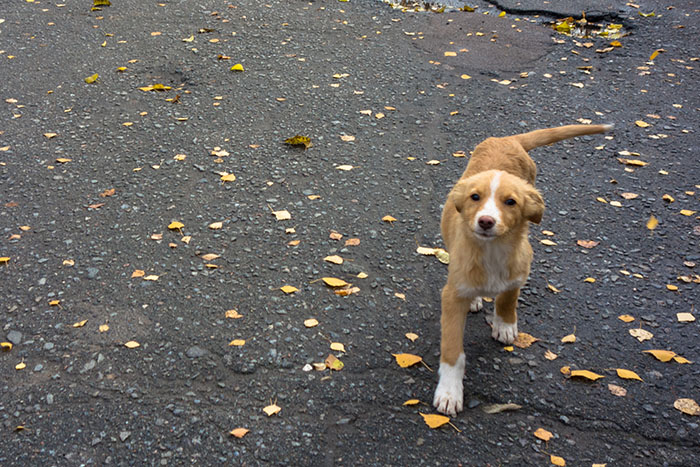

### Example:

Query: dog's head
xmin=449 ymin=169 xmax=544 ymax=241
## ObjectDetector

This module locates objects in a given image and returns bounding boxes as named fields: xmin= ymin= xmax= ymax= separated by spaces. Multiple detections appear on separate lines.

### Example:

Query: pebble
xmin=186 ymin=346 xmax=208 ymax=358
xmin=86 ymin=267 xmax=99 ymax=279
xmin=7 ymin=330 xmax=22 ymax=345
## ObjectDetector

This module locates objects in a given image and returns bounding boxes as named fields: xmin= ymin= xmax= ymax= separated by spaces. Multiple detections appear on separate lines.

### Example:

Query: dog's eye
xmin=505 ymin=198 xmax=516 ymax=206
xmin=470 ymin=193 xmax=480 ymax=201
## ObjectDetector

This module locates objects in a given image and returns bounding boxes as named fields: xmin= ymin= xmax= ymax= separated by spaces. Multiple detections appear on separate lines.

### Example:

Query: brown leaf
xmin=512 ymin=332 xmax=539 ymax=349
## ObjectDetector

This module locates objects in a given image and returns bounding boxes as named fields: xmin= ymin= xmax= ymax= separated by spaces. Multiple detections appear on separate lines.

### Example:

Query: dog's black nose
xmin=478 ymin=216 xmax=495 ymax=230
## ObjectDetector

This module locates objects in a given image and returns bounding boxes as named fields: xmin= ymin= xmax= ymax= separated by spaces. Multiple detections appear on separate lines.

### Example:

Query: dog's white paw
xmin=491 ymin=313 xmax=518 ymax=344
xmin=433 ymin=354 xmax=465 ymax=416
xmin=470 ymin=297 xmax=483 ymax=312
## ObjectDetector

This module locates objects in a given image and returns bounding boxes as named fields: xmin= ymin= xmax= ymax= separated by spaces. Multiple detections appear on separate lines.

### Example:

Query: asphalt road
xmin=1 ymin=0 xmax=698 ymax=465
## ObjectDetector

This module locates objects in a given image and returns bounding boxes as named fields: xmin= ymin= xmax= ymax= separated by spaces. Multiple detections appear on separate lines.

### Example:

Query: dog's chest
xmin=456 ymin=243 xmax=525 ymax=298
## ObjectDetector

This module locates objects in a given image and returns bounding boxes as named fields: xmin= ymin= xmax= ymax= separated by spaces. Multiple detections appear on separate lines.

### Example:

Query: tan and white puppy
xmin=433 ymin=124 xmax=612 ymax=416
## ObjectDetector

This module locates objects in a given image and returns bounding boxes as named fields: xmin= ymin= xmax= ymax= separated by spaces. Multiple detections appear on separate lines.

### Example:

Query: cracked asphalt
xmin=1 ymin=0 xmax=698 ymax=465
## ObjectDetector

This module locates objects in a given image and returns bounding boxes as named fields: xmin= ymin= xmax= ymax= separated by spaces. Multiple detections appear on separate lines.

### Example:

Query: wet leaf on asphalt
xmin=284 ymin=135 xmax=312 ymax=149
xmin=673 ymin=398 xmax=700 ymax=416
xmin=629 ymin=328 xmax=653 ymax=342
xmin=512 ymin=332 xmax=539 ymax=348
xmin=392 ymin=353 xmax=422 ymax=368
xmin=229 ymin=428 xmax=249 ymax=438
xmin=534 ymin=427 xmax=553 ymax=441
xmin=569 ymin=370 xmax=605 ymax=381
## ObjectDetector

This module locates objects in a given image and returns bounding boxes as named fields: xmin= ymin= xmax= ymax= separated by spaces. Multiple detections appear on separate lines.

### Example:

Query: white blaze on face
xmin=474 ymin=171 xmax=502 ymax=232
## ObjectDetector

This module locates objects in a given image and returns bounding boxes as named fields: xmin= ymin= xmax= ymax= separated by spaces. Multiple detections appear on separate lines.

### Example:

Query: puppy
xmin=433 ymin=124 xmax=612 ymax=416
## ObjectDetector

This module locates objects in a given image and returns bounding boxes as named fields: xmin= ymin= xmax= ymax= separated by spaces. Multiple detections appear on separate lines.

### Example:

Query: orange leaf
xmin=550 ymin=454 xmax=566 ymax=466
xmin=512 ymin=332 xmax=539 ymax=348
xmin=616 ymin=368 xmax=643 ymax=381
xmin=263 ymin=403 xmax=281 ymax=416
xmin=392 ymin=353 xmax=422 ymax=368
xmin=419 ymin=412 xmax=450 ymax=429
xmin=534 ymin=427 xmax=553 ymax=441
xmin=229 ymin=427 xmax=249 ymax=438
xmin=403 ymin=399 xmax=420 ymax=406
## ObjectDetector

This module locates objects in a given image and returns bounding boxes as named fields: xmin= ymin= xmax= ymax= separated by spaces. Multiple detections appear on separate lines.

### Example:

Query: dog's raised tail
xmin=515 ymin=124 xmax=613 ymax=151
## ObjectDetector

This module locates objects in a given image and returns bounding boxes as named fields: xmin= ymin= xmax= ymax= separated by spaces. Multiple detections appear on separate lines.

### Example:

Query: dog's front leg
xmin=492 ymin=287 xmax=520 ymax=344
xmin=433 ymin=285 xmax=470 ymax=416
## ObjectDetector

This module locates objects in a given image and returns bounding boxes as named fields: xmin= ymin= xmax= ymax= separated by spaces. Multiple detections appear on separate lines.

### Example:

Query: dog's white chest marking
xmin=457 ymin=242 xmax=525 ymax=298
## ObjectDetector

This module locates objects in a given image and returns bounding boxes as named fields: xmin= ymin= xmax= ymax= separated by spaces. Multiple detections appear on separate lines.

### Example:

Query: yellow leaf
xmin=1 ymin=342 xmax=13 ymax=351
xmin=420 ymin=412 xmax=450 ymax=429
xmin=662 ymin=194 xmax=674 ymax=203
xmin=673 ymin=398 xmax=700 ymax=416
xmin=263 ymin=403 xmax=281 ymax=416
xmin=16 ymin=362 xmax=26 ymax=371
xmin=629 ymin=328 xmax=653 ymax=342
xmin=330 ymin=342 xmax=346 ymax=353
xmin=544 ymin=350 xmax=558 ymax=360
xmin=550 ymin=454 xmax=566 ymax=466
xmin=618 ymin=158 xmax=648 ymax=167
xmin=635 ymin=120 xmax=650 ymax=128
xmin=280 ymin=285 xmax=299 ymax=294
xmin=220 ymin=173 xmax=236 ymax=182
xmin=618 ymin=314 xmax=635 ymax=323
xmin=143 ymin=274 xmax=159 ymax=281
xmin=677 ymin=312 xmax=695 ymax=322
xmin=680 ymin=209 xmax=696 ymax=216
xmin=616 ymin=369 xmax=643 ymax=381
xmin=44 ymin=132 xmax=58 ymax=139
xmin=201 ymin=253 xmax=220 ymax=261
xmin=382 ymin=215 xmax=397 ymax=223
xmin=540 ymin=239 xmax=557 ymax=246
xmin=503 ymin=346 xmax=514 ymax=352
xmin=357 ymin=272 xmax=368 ymax=279
xmin=646 ymin=214 xmax=659 ymax=230
xmin=325 ymin=353 xmax=344 ymax=370
xmin=642 ymin=349 xmax=676 ymax=362
xmin=0 ymin=257 xmax=10 ymax=264
xmin=124 ymin=341 xmax=140 ymax=348
xmin=340 ymin=134 xmax=355 ymax=142
xmin=498 ymin=11 xmax=506 ymax=17
xmin=72 ymin=319 xmax=88 ymax=328
xmin=560 ymin=366 xmax=571 ymax=376
xmin=284 ymin=135 xmax=312 ymax=149
xmin=392 ymin=353 xmax=422 ymax=368
xmin=666 ymin=284 xmax=678 ymax=291
xmin=444 ymin=51 xmax=457 ymax=57
xmin=168 ymin=221 xmax=184 ymax=230
xmin=182 ymin=35 xmax=195 ymax=42
xmin=322 ymin=277 xmax=348 ymax=288
xmin=229 ymin=427 xmax=249 ymax=438
xmin=561 ymin=333 xmax=576 ymax=343
xmin=673 ymin=356 xmax=692 ymax=364
xmin=639 ymin=11 xmax=656 ymax=17
xmin=547 ymin=283 xmax=561 ymax=293
xmin=324 ymin=255 xmax=343 ymax=265
xmin=225 ymin=309 xmax=242 ymax=319
xmin=584 ymin=277 xmax=596 ymax=283
xmin=209 ymin=221 xmax=223 ymax=230
xmin=417 ymin=246 xmax=438 ymax=255
xmin=570 ymin=370 xmax=605 ymax=381
xmin=230 ymin=63 xmax=244 ymax=72
xmin=435 ymin=249 xmax=450 ymax=264
xmin=405 ymin=332 xmax=419 ymax=342
xmin=99 ymin=324 xmax=109 ymax=332
xmin=49 ymin=300 xmax=60 ymax=306
xmin=460 ymin=74 xmax=471 ymax=80
xmin=534 ymin=427 xmax=553 ymax=441
xmin=84 ymin=73 xmax=99 ymax=84
xmin=229 ymin=339 xmax=246 ymax=347
xmin=513 ymin=332 xmax=539 ymax=349
xmin=649 ymin=49 xmax=663 ymax=60
xmin=336 ymin=164 xmax=354 ymax=171
xmin=116 ymin=66 xmax=127 ymax=72
xmin=403 ymin=399 xmax=420 ymax=406
xmin=610 ymin=40 xmax=622 ymax=47
xmin=304 ymin=318 xmax=318 ymax=328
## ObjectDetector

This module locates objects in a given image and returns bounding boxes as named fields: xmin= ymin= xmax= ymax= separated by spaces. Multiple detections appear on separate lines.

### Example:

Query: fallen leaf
xmin=570 ymin=370 xmax=605 ymax=381
xmin=325 ymin=354 xmax=344 ymax=371
xmin=547 ymin=284 xmax=561 ymax=293
xmin=617 ymin=369 xmax=643 ymax=381
xmin=620 ymin=192 xmax=639 ymax=200
xmin=677 ymin=312 xmax=695 ymax=322
xmin=673 ymin=356 xmax=692 ymax=364
xmin=263 ymin=403 xmax=281 ymax=416
xmin=124 ymin=341 xmax=140 ymax=349
xmin=55 ymin=158 xmax=72 ymax=163
xmin=405 ymin=332 xmax=419 ymax=342
xmin=322 ymin=277 xmax=348 ymax=287
xmin=284 ymin=135 xmax=312 ymax=149
xmin=642 ymin=349 xmax=675 ymax=362
xmin=544 ymin=350 xmax=558 ymax=360
xmin=229 ymin=339 xmax=246 ymax=347
xmin=230 ymin=63 xmax=244 ymax=72
xmin=435 ymin=249 xmax=450 ymax=264
xmin=99 ymin=324 xmax=109 ymax=332
xmin=225 ymin=309 xmax=242 ymax=319
xmin=168 ymin=221 xmax=184 ymax=231
xmin=340 ymin=135 xmax=355 ymax=142
xmin=618 ymin=314 xmax=635 ymax=323
xmin=1 ymin=342 xmax=13 ymax=351
xmin=392 ymin=353 xmax=422 ymax=368
xmin=345 ymin=238 xmax=360 ymax=247
xmin=635 ymin=120 xmax=650 ymax=128
xmin=534 ymin=428 xmax=553 ymax=441
xmin=143 ymin=275 xmax=159 ymax=281
xmin=460 ymin=74 xmax=471 ymax=80
xmin=673 ymin=398 xmax=700 ymax=416
xmin=577 ymin=239 xmax=599 ymax=249
xmin=220 ymin=173 xmax=236 ymax=182
xmin=16 ymin=362 xmax=26 ymax=371
xmin=560 ymin=366 xmax=571 ymax=376
xmin=84 ymin=73 xmax=99 ymax=84
xmin=646 ymin=215 xmax=659 ymax=230
xmin=629 ymin=328 xmax=653 ymax=342
xmin=72 ymin=319 xmax=88 ymax=328
xmin=280 ymin=285 xmax=299 ymax=294
xmin=273 ymin=210 xmax=291 ymax=221
xmin=618 ymin=158 xmax=648 ymax=167
xmin=584 ymin=277 xmax=596 ymax=283
xmin=561 ymin=333 xmax=576 ymax=343
xmin=481 ymin=403 xmax=522 ymax=414
xmin=201 ymin=253 xmax=220 ymax=261
xmin=420 ymin=412 xmax=452 ymax=429
xmin=100 ymin=188 xmax=116 ymax=197
xmin=666 ymin=284 xmax=678 ymax=291
xmin=304 ymin=318 xmax=318 ymax=328
xmin=382 ymin=215 xmax=397 ymax=223
xmin=229 ymin=428 xmax=249 ymax=438
xmin=550 ymin=454 xmax=566 ymax=466
xmin=44 ymin=132 xmax=58 ymax=139
xmin=209 ymin=221 xmax=223 ymax=230
xmin=49 ymin=300 xmax=60 ymax=306
xmin=417 ymin=246 xmax=438 ymax=255
xmin=512 ymin=332 xmax=539 ymax=349
xmin=324 ymin=255 xmax=343 ymax=265
xmin=608 ymin=383 xmax=627 ymax=397
xmin=403 ymin=399 xmax=420 ymax=406
xmin=336 ymin=164 xmax=354 ymax=171
xmin=330 ymin=342 xmax=346 ymax=353
xmin=540 ymin=239 xmax=557 ymax=246
xmin=680 ymin=209 xmax=696 ymax=216
xmin=131 ymin=269 xmax=145 ymax=278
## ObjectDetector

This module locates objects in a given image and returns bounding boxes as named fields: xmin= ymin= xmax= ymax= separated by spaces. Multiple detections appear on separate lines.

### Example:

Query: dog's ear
xmin=524 ymin=186 xmax=545 ymax=224
xmin=449 ymin=182 xmax=467 ymax=213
